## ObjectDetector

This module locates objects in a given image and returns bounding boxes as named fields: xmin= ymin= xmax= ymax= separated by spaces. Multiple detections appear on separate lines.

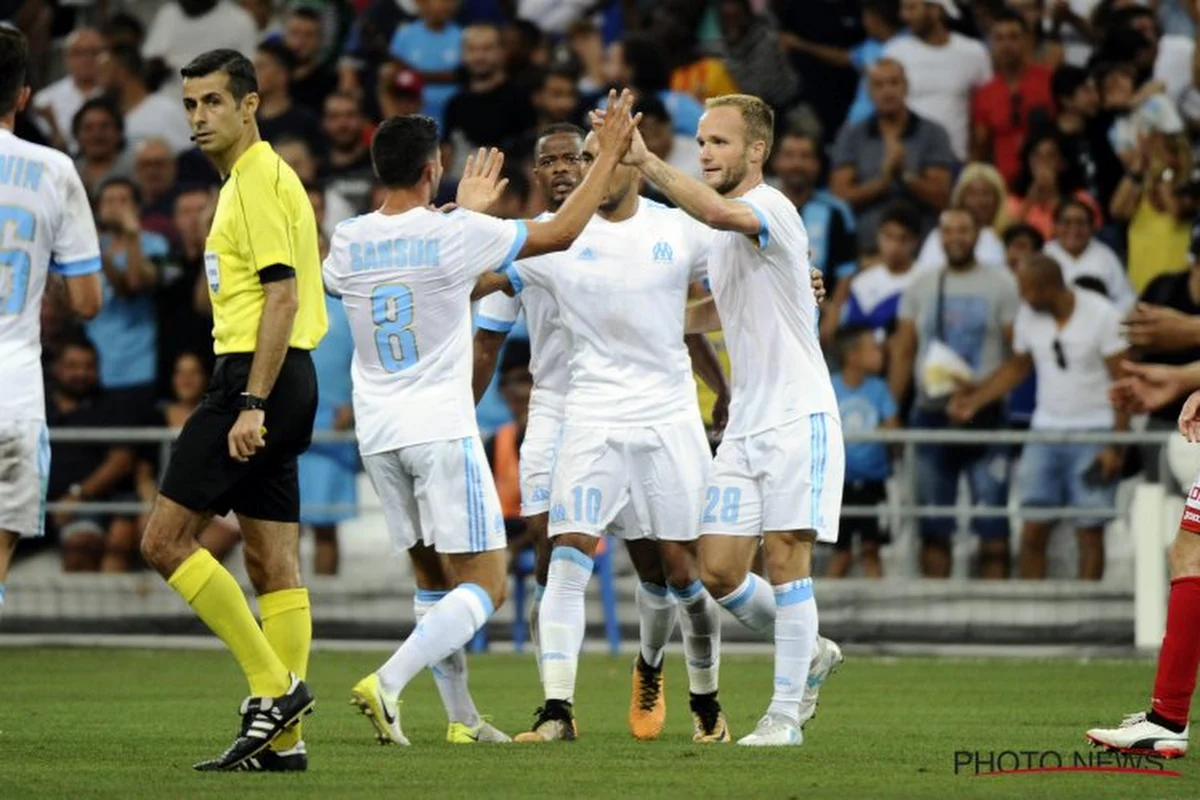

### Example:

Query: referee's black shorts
xmin=160 ymin=349 xmax=318 ymax=522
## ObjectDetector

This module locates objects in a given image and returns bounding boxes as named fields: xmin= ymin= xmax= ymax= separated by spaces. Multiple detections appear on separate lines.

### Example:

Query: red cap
xmin=389 ymin=68 xmax=424 ymax=98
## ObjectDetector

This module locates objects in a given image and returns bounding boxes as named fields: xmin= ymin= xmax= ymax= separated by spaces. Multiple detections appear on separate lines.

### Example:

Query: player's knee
xmin=699 ymin=562 xmax=743 ymax=600
xmin=552 ymin=533 xmax=598 ymax=559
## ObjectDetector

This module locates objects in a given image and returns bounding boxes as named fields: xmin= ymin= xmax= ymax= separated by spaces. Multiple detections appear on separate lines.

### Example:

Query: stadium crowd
xmin=8 ymin=0 xmax=1200 ymax=580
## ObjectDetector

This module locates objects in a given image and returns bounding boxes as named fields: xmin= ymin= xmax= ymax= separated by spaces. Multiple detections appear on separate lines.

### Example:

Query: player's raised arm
xmin=517 ymin=89 xmax=640 ymax=258
xmin=636 ymin=148 xmax=762 ymax=236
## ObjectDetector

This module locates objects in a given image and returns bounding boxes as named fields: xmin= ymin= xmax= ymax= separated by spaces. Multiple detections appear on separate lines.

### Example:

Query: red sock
xmin=1151 ymin=576 xmax=1200 ymax=728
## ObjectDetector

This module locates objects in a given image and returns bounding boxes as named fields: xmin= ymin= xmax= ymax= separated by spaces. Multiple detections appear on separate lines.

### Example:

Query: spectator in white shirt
xmin=142 ymin=0 xmax=259 ymax=94
xmin=100 ymin=46 xmax=195 ymax=156
xmin=1043 ymin=197 xmax=1136 ymax=312
xmin=886 ymin=0 xmax=992 ymax=160
xmin=950 ymin=254 xmax=1127 ymax=581
xmin=916 ymin=162 xmax=1009 ymax=273
xmin=31 ymin=28 xmax=104 ymax=153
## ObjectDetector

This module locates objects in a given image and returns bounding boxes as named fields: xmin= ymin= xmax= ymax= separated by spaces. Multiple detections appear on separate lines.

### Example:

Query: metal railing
xmin=42 ymin=426 xmax=1181 ymax=519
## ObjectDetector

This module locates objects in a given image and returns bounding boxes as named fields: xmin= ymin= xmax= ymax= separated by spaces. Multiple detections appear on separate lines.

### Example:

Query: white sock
xmin=716 ymin=572 xmax=776 ymax=634
xmin=636 ymin=582 xmax=678 ymax=668
xmin=539 ymin=547 xmax=593 ymax=702
xmin=377 ymin=583 xmax=494 ymax=698
xmin=766 ymin=579 xmax=817 ymax=725
xmin=414 ymin=589 xmax=481 ymax=726
xmin=672 ymin=580 xmax=721 ymax=695
xmin=530 ymin=582 xmax=546 ymax=683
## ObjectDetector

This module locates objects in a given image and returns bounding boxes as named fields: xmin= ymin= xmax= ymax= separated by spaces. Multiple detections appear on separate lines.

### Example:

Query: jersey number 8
xmin=371 ymin=283 xmax=419 ymax=372
xmin=0 ymin=206 xmax=35 ymax=315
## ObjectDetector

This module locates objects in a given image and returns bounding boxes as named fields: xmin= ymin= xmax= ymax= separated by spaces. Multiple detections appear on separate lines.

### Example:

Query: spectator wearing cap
xmin=771 ymin=129 xmax=856 ymax=289
xmin=89 ymin=177 xmax=168 ymax=417
xmin=779 ymin=0 xmax=902 ymax=126
xmin=1043 ymin=198 xmax=1134 ymax=311
xmin=101 ymin=45 xmax=193 ymax=155
xmin=715 ymin=0 xmax=801 ymax=110
xmin=388 ymin=0 xmax=463 ymax=128
xmin=255 ymin=40 xmax=322 ymax=153
xmin=830 ymin=58 xmax=954 ymax=252
xmin=971 ymin=9 xmax=1054 ymax=187
xmin=377 ymin=63 xmax=424 ymax=119
xmin=72 ymin=98 xmax=132 ymax=196
xmin=142 ymin=0 xmax=258 ymax=92
xmin=885 ymin=0 xmax=993 ymax=162
xmin=31 ymin=27 xmax=103 ymax=153
xmin=132 ymin=138 xmax=179 ymax=241
xmin=915 ymin=163 xmax=1009 ymax=274
xmin=319 ymin=92 xmax=375 ymax=213
xmin=443 ymin=23 xmax=537 ymax=170
xmin=635 ymin=94 xmax=703 ymax=186
xmin=285 ymin=5 xmax=340 ymax=114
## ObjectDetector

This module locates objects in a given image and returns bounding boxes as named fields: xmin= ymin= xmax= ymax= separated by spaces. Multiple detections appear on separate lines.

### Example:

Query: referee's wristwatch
xmin=238 ymin=393 xmax=267 ymax=411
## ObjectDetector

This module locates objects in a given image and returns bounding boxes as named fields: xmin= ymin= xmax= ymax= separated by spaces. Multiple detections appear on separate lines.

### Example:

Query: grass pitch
xmin=0 ymin=647 xmax=1196 ymax=798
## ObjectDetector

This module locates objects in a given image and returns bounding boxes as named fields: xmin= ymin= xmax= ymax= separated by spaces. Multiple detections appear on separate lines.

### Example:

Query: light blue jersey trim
xmin=504 ymin=262 xmax=524 ymax=294
xmin=51 ymin=255 xmax=101 ymax=277
xmin=476 ymin=314 xmax=514 ymax=333
xmin=774 ymin=578 xmax=814 ymax=607
xmin=459 ymin=582 xmax=495 ymax=618
xmin=551 ymin=547 xmax=594 ymax=571
xmin=501 ymin=220 xmax=528 ymax=267
xmin=670 ymin=580 xmax=704 ymax=602
xmin=640 ymin=581 xmax=670 ymax=598
xmin=469 ymin=439 xmax=487 ymax=551
xmin=734 ymin=199 xmax=769 ymax=249
xmin=416 ymin=589 xmax=448 ymax=603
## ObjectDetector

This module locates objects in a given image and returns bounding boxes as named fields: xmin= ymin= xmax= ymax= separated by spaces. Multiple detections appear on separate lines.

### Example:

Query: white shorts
xmin=519 ymin=405 xmax=563 ymax=517
xmin=548 ymin=417 xmax=710 ymax=542
xmin=701 ymin=413 xmax=844 ymax=543
xmin=0 ymin=420 xmax=50 ymax=538
xmin=363 ymin=435 xmax=506 ymax=555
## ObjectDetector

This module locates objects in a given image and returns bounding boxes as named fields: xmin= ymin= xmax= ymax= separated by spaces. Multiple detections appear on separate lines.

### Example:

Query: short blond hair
xmin=705 ymin=94 xmax=775 ymax=158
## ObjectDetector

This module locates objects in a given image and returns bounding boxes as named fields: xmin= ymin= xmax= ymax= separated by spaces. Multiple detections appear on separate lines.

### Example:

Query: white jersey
xmin=512 ymin=198 xmax=713 ymax=426
xmin=476 ymin=212 xmax=569 ymax=413
xmin=0 ymin=129 xmax=101 ymax=422
xmin=708 ymin=183 xmax=838 ymax=438
xmin=322 ymin=207 xmax=525 ymax=455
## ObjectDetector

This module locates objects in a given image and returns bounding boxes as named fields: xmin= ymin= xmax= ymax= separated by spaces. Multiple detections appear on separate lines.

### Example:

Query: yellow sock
xmin=168 ymin=549 xmax=289 ymax=697
xmin=261 ymin=587 xmax=312 ymax=749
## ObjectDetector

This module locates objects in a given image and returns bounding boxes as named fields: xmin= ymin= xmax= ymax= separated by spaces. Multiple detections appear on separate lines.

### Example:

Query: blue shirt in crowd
xmin=833 ymin=373 xmax=897 ymax=482
xmin=389 ymin=21 xmax=463 ymax=128
xmin=845 ymin=38 xmax=887 ymax=125
xmin=87 ymin=231 xmax=166 ymax=389
xmin=312 ymin=295 xmax=354 ymax=429
xmin=799 ymin=190 xmax=857 ymax=281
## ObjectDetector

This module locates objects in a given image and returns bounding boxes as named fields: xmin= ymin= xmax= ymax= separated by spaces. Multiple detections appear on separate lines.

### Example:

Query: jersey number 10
xmin=371 ymin=283 xmax=419 ymax=372
xmin=0 ymin=206 xmax=35 ymax=315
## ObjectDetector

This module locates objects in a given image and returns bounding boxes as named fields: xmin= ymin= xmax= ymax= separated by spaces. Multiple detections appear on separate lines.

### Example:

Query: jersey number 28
xmin=0 ymin=206 xmax=35 ymax=315
xmin=371 ymin=283 xmax=419 ymax=372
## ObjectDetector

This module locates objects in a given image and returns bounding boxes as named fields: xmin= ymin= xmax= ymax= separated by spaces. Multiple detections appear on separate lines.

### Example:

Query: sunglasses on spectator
xmin=1053 ymin=339 xmax=1067 ymax=370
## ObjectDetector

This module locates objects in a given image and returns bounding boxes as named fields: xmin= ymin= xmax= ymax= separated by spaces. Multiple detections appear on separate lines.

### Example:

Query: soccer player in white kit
xmin=624 ymin=94 xmax=846 ymax=747
xmin=0 ymin=27 xmax=103 ymax=607
xmin=330 ymin=95 xmax=639 ymax=745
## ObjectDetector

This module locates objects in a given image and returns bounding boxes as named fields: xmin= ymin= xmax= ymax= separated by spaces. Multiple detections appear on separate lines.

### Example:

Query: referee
xmin=139 ymin=49 xmax=327 ymax=772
